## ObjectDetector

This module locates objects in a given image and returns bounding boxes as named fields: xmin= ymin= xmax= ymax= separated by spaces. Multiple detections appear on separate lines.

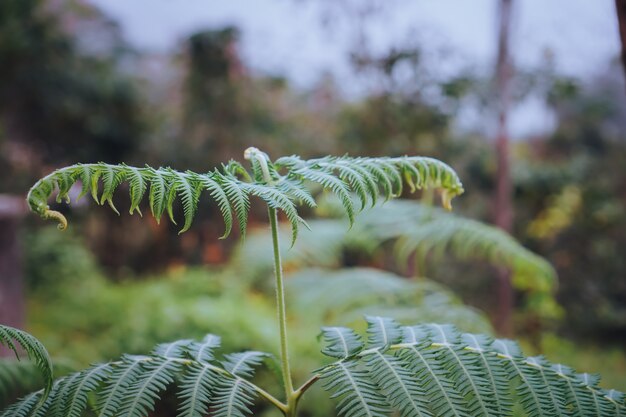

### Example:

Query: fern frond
xmin=28 ymin=148 xmax=463 ymax=242
xmin=2 ymin=335 xmax=274 ymax=417
xmin=288 ymin=268 xmax=493 ymax=334
xmin=0 ymin=325 xmax=53 ymax=403
xmin=362 ymin=201 xmax=557 ymax=291
xmin=317 ymin=316 xmax=626 ymax=417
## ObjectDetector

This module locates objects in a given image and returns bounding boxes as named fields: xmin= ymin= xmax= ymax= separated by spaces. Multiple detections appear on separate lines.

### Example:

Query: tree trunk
xmin=0 ymin=195 xmax=26 ymax=357
xmin=615 ymin=0 xmax=626 ymax=90
xmin=493 ymin=0 xmax=514 ymax=336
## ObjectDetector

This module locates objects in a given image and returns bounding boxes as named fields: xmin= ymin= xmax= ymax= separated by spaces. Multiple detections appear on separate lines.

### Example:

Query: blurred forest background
xmin=1 ymin=0 xmax=625 ymax=415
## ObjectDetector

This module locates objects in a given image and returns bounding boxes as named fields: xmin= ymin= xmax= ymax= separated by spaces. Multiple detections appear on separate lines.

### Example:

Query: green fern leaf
xmin=75 ymin=164 xmax=94 ymax=200
xmin=331 ymin=159 xmax=371 ymax=209
xmin=359 ymin=159 xmax=395 ymax=199
xmin=552 ymin=363 xmax=588 ymax=416
xmin=0 ymin=391 xmax=40 ymax=417
xmin=211 ymin=378 xmax=257 ymax=417
xmin=604 ymin=389 xmax=625 ymax=416
xmin=365 ymin=316 xmax=402 ymax=350
xmin=276 ymin=178 xmax=317 ymax=208
xmin=126 ymin=166 xmax=148 ymax=216
xmin=462 ymin=333 xmax=513 ymax=415
xmin=319 ymin=361 xmax=390 ymax=417
xmin=575 ymin=373 xmax=615 ymax=416
xmin=0 ymin=325 xmax=53 ymax=404
xmin=64 ymin=363 xmax=112 ymax=417
xmin=425 ymin=324 xmax=496 ymax=416
xmin=526 ymin=356 xmax=569 ymax=416
xmin=195 ymin=173 xmax=234 ymax=238
xmin=153 ymin=339 xmax=194 ymax=359
xmin=220 ymin=175 xmax=251 ymax=238
xmin=319 ymin=317 xmax=626 ymax=417
xmin=177 ymin=363 xmax=220 ymax=417
xmin=54 ymin=169 xmax=73 ymax=204
xmin=47 ymin=372 xmax=82 ymax=416
xmin=291 ymin=164 xmax=356 ymax=224
xmin=118 ymin=357 xmax=182 ymax=417
xmin=187 ymin=334 xmax=221 ymax=363
xmin=221 ymin=351 xmax=267 ymax=379
xmin=165 ymin=170 xmax=179 ymax=225
xmin=363 ymin=350 xmax=432 ymax=417
xmin=320 ymin=327 xmax=363 ymax=359
xmin=99 ymin=163 xmax=126 ymax=214
xmin=399 ymin=327 xmax=471 ymax=417
xmin=96 ymin=355 xmax=146 ymax=417
xmin=30 ymin=378 xmax=64 ymax=417
xmin=146 ymin=167 xmax=169 ymax=223
xmin=240 ymin=182 xmax=302 ymax=244
xmin=492 ymin=339 xmax=556 ymax=417
xmin=372 ymin=159 xmax=403 ymax=197
xmin=174 ymin=172 xmax=203 ymax=233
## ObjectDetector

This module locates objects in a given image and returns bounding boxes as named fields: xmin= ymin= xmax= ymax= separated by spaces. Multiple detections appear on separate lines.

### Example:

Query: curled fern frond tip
xmin=45 ymin=209 xmax=68 ymax=231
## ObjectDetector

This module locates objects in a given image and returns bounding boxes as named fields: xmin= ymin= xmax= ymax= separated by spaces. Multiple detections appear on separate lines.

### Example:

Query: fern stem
xmin=294 ymin=374 xmax=320 ymax=397
xmin=268 ymin=207 xmax=295 ymax=406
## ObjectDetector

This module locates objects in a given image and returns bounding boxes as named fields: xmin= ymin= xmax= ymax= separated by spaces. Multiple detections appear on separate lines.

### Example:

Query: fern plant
xmin=6 ymin=147 xmax=625 ymax=416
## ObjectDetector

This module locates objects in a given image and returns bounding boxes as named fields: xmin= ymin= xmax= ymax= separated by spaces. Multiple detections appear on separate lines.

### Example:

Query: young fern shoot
xmin=11 ymin=147 xmax=625 ymax=416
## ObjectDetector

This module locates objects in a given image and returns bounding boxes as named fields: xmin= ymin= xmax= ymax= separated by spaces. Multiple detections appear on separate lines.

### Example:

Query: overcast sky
xmin=89 ymin=0 xmax=620 ymax=136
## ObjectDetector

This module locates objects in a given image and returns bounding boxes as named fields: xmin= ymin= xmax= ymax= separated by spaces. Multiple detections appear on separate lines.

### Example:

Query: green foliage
xmin=233 ymin=199 xmax=559 ymax=317
xmin=318 ymin=317 xmax=626 ymax=417
xmin=7 ymin=319 xmax=625 ymax=417
xmin=0 ymin=326 xmax=53 ymax=405
xmin=288 ymin=268 xmax=492 ymax=334
xmin=13 ymin=149 xmax=625 ymax=417
xmin=1 ymin=337 xmax=269 ymax=417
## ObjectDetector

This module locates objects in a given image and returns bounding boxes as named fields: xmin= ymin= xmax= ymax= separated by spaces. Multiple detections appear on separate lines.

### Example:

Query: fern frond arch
xmin=27 ymin=147 xmax=464 ymax=244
